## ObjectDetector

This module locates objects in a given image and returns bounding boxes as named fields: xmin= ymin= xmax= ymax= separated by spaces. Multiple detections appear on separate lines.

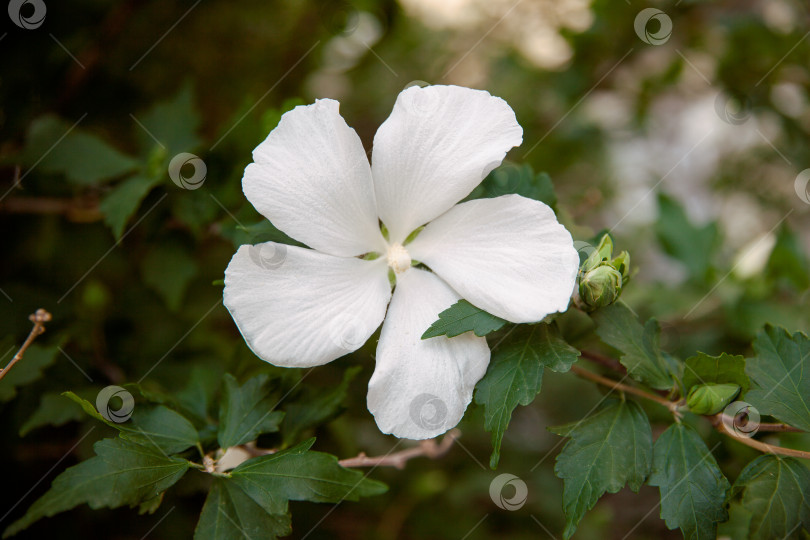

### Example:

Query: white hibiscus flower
xmin=223 ymin=85 xmax=579 ymax=440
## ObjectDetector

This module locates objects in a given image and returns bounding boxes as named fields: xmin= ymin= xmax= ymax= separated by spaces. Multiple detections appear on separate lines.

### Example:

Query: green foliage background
xmin=1 ymin=0 xmax=809 ymax=538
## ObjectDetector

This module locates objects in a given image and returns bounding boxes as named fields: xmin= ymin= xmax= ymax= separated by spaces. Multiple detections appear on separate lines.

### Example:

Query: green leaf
xmin=473 ymin=163 xmax=557 ymax=207
xmin=98 ymin=174 xmax=162 ymax=240
xmin=23 ymin=115 xmax=139 ymax=186
xmin=135 ymin=84 xmax=201 ymax=156
xmin=745 ymin=325 xmax=810 ymax=431
xmin=3 ymin=438 xmax=189 ymax=538
xmin=230 ymin=438 xmax=387 ymax=515
xmin=63 ymin=392 xmax=199 ymax=454
xmin=195 ymin=479 xmax=291 ymax=540
xmin=0 ymin=341 xmax=59 ymax=402
xmin=731 ymin=455 xmax=810 ymax=539
xmin=217 ymin=219 xmax=302 ymax=249
xmin=592 ymin=303 xmax=674 ymax=390
xmin=655 ymin=194 xmax=719 ymax=281
xmin=218 ymin=374 xmax=285 ymax=449
xmin=422 ymin=300 xmax=507 ymax=339
xmin=549 ymin=400 xmax=653 ymax=539
xmin=19 ymin=389 xmax=94 ymax=436
xmin=475 ymin=323 xmax=579 ymax=468
xmin=682 ymin=352 xmax=749 ymax=395
xmin=140 ymin=243 xmax=198 ymax=311
xmin=765 ymin=225 xmax=810 ymax=290
xmin=282 ymin=366 xmax=360 ymax=446
xmin=176 ymin=364 xmax=225 ymax=424
xmin=648 ymin=423 xmax=730 ymax=539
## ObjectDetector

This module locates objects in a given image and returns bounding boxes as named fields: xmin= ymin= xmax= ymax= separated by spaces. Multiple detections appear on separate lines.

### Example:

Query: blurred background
xmin=1 ymin=0 xmax=809 ymax=538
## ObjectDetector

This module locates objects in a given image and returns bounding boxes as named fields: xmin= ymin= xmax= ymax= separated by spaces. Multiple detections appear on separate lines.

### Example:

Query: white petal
xmin=244 ymin=99 xmax=385 ymax=257
xmin=367 ymin=268 xmax=490 ymax=439
xmin=223 ymin=242 xmax=391 ymax=367
xmin=371 ymin=85 xmax=523 ymax=243
xmin=408 ymin=195 xmax=579 ymax=323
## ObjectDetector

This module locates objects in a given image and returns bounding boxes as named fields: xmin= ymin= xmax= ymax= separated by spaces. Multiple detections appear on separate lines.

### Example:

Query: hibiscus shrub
xmin=3 ymin=2 xmax=810 ymax=538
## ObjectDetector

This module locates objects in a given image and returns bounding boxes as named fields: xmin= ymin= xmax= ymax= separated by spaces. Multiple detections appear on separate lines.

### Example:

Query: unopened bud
xmin=686 ymin=383 xmax=741 ymax=415
xmin=579 ymin=264 xmax=622 ymax=310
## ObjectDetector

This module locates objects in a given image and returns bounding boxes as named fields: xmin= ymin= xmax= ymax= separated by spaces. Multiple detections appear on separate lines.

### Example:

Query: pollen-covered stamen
xmin=386 ymin=243 xmax=412 ymax=274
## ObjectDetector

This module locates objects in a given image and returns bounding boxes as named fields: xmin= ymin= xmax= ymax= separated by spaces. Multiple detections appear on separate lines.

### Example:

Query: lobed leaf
xmin=550 ymin=400 xmax=653 ymax=538
xmin=682 ymin=352 xmax=749 ymax=395
xmin=230 ymin=438 xmax=388 ymax=515
xmin=421 ymin=299 xmax=507 ymax=339
xmin=475 ymin=323 xmax=579 ymax=468
xmin=3 ymin=438 xmax=189 ymax=538
xmin=745 ymin=325 xmax=810 ymax=432
xmin=648 ymin=423 xmax=730 ymax=539
xmin=218 ymin=374 xmax=284 ymax=449
xmin=730 ymin=455 xmax=810 ymax=539
xmin=592 ymin=303 xmax=674 ymax=390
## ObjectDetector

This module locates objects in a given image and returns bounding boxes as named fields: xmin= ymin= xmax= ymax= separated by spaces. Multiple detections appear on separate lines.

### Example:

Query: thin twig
xmin=710 ymin=415 xmax=810 ymax=459
xmin=580 ymin=350 xmax=627 ymax=374
xmin=339 ymin=429 xmax=461 ymax=469
xmin=571 ymin=363 xmax=810 ymax=459
xmin=0 ymin=309 xmax=52 ymax=382
xmin=570 ymin=364 xmax=678 ymax=413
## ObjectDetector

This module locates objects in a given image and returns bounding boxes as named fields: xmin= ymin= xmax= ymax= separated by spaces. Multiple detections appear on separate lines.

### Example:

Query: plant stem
xmin=0 ymin=309 xmax=52 ymax=382
xmin=569 ymin=364 xmax=678 ymax=412
xmin=339 ymin=429 xmax=460 ymax=469
xmin=571 ymin=363 xmax=810 ymax=459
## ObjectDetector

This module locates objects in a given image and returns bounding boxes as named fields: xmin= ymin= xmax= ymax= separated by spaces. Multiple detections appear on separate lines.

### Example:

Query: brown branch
xmin=0 ymin=309 xmax=52 ymax=382
xmin=710 ymin=415 xmax=810 ymax=459
xmin=570 ymin=364 xmax=679 ymax=413
xmin=580 ymin=349 xmax=627 ymax=374
xmin=571 ymin=363 xmax=810 ymax=459
xmin=339 ymin=429 xmax=461 ymax=469
xmin=0 ymin=196 xmax=102 ymax=222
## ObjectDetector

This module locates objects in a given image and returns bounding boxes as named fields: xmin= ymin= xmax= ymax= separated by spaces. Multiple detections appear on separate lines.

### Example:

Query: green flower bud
xmin=582 ymin=235 xmax=614 ymax=273
xmin=686 ymin=383 xmax=741 ymax=415
xmin=612 ymin=250 xmax=631 ymax=285
xmin=579 ymin=264 xmax=623 ymax=310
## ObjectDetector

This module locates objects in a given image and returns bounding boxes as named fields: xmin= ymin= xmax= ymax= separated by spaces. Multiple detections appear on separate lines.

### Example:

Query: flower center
xmin=386 ymin=243 xmax=411 ymax=274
